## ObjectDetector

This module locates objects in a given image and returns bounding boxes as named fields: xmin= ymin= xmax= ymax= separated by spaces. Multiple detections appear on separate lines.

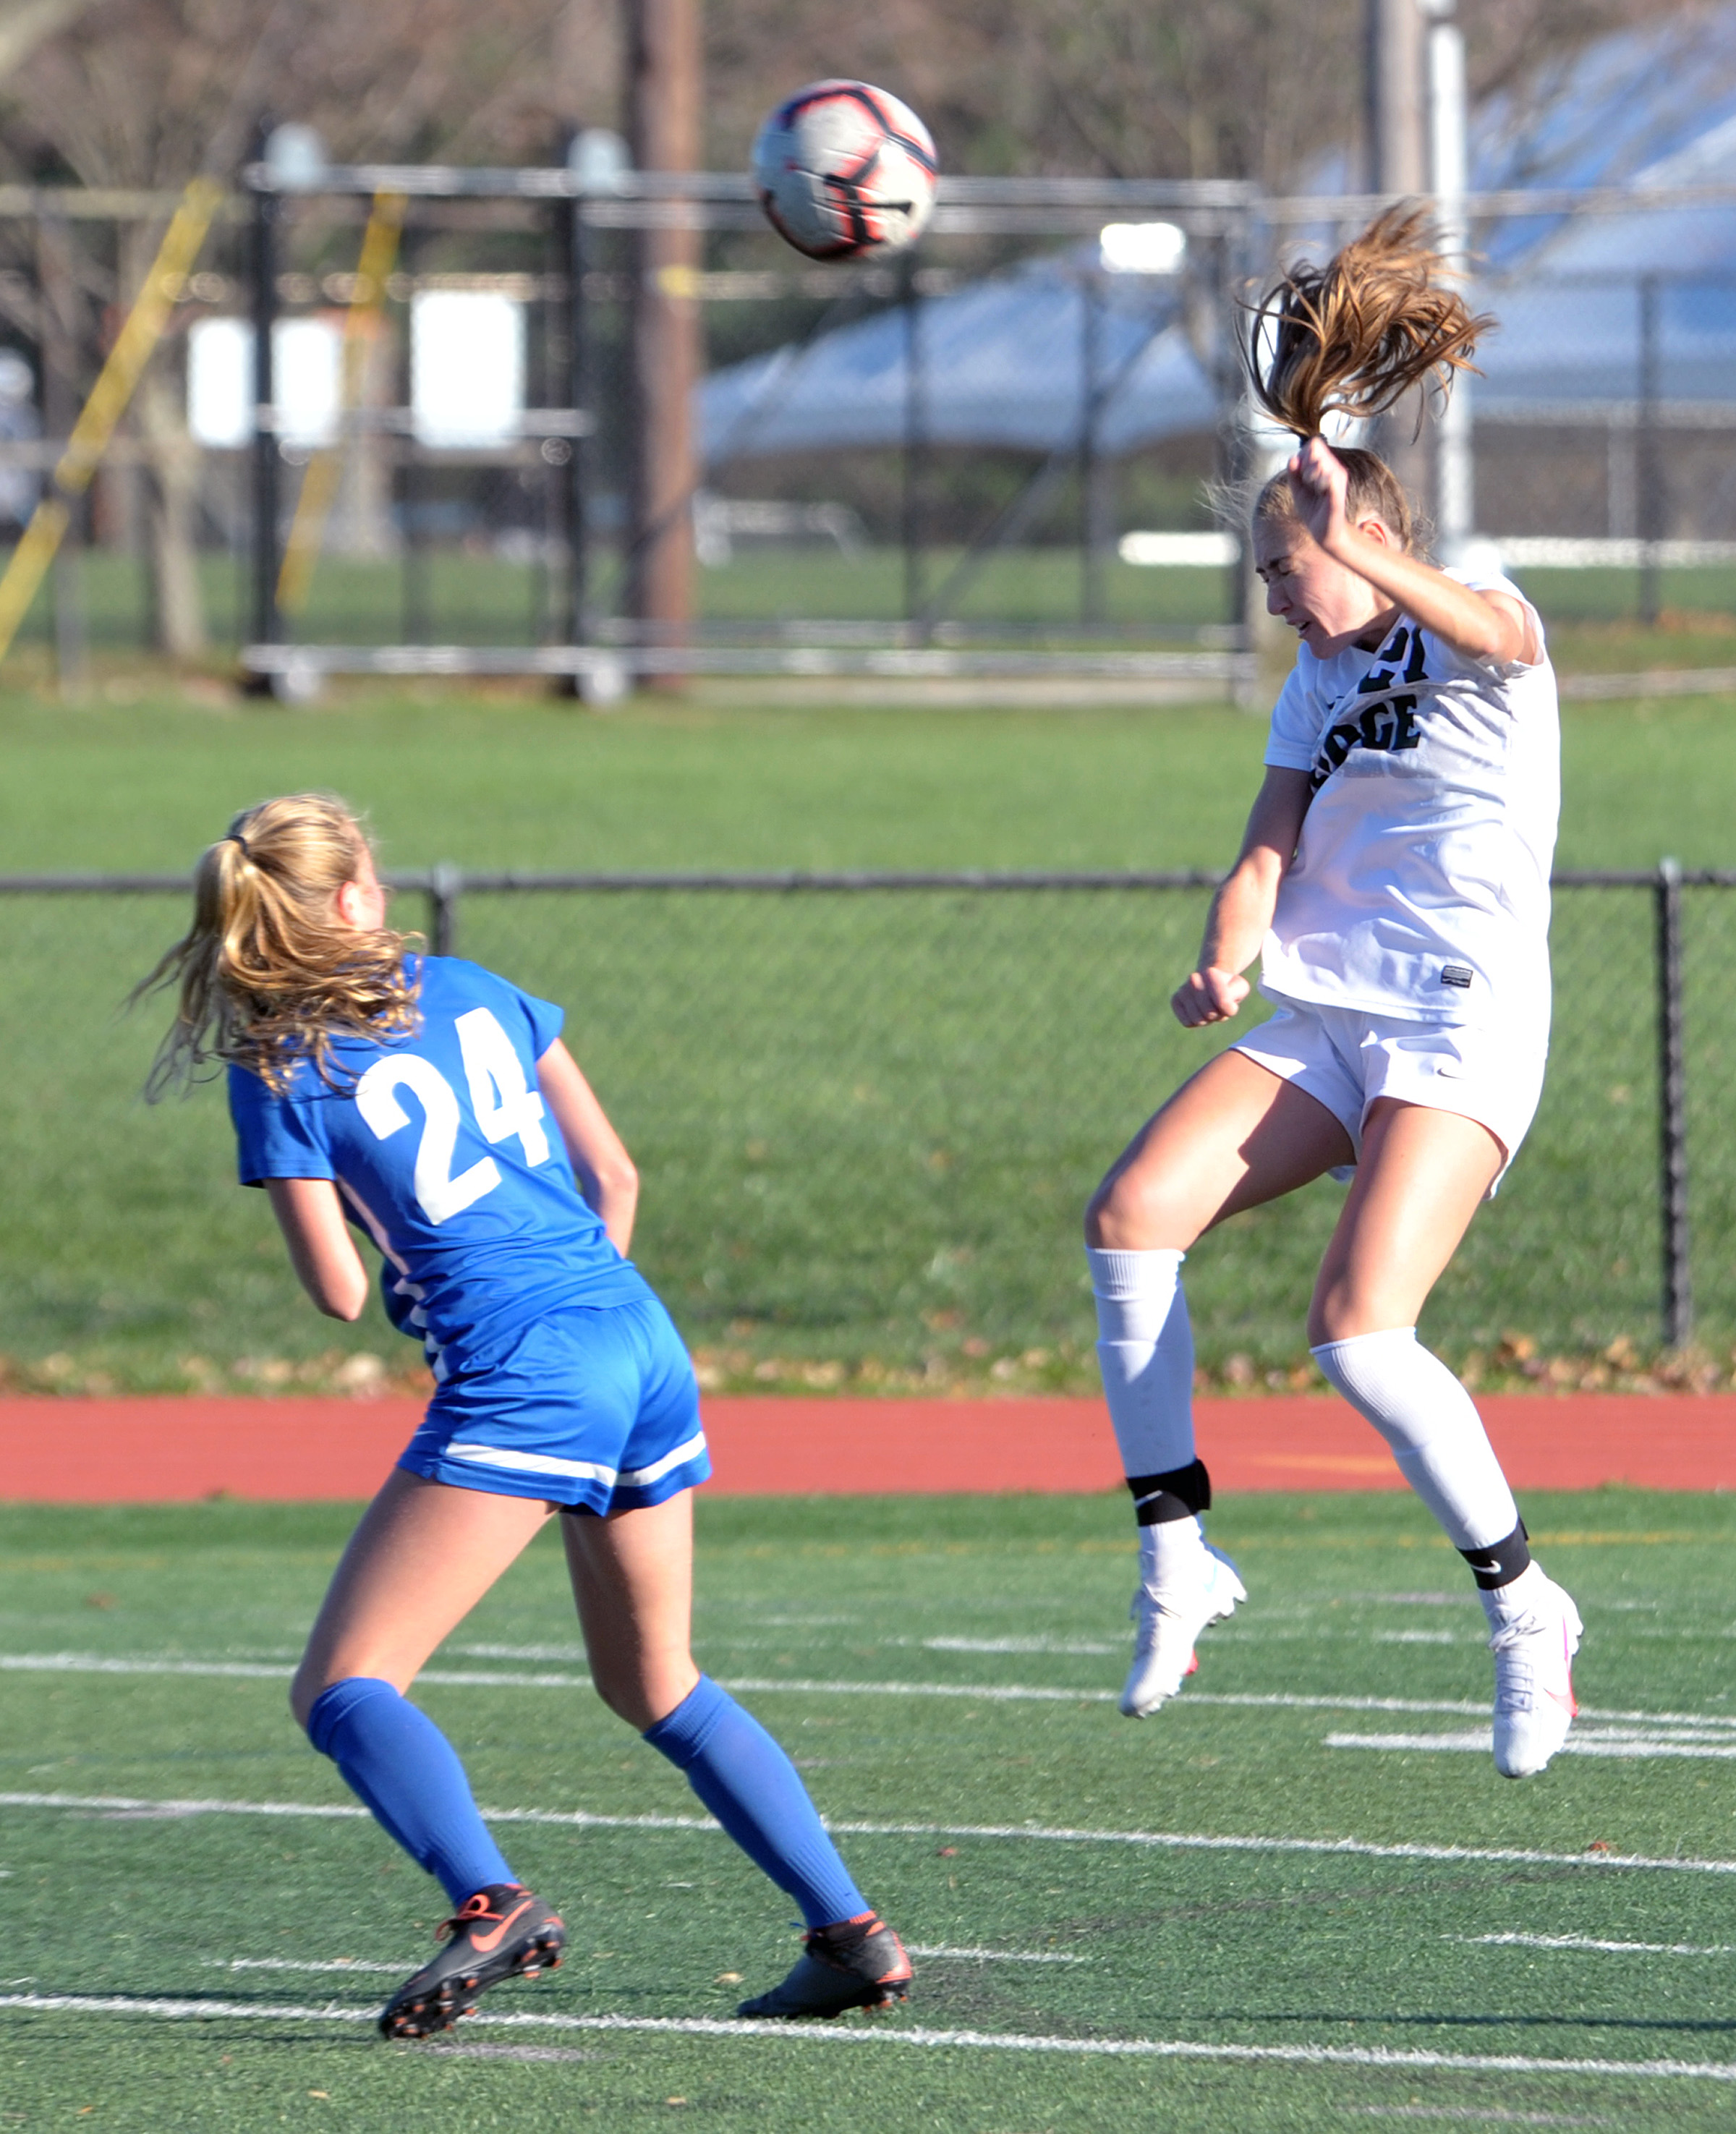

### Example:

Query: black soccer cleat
xmin=737 ymin=1910 xmax=913 ymax=2020
xmin=378 ymin=1882 xmax=566 ymax=2040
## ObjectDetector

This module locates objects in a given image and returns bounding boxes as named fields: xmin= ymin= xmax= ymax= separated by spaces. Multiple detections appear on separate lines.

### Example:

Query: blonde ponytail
xmin=1245 ymin=204 xmax=1492 ymax=554
xmin=1248 ymin=203 xmax=1490 ymax=439
xmin=137 ymin=793 xmax=420 ymax=1097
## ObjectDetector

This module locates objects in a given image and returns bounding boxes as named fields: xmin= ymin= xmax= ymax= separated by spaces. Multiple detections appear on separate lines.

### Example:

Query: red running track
xmin=0 ymin=1393 xmax=1730 ymax=1502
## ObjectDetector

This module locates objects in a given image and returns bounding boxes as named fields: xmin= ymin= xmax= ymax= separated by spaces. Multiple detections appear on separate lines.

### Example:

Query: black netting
xmin=1 ymin=875 xmax=1720 ymax=1393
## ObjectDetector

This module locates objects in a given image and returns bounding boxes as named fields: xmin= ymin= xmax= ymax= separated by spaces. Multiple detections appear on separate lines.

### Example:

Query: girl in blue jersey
xmin=143 ymin=793 xmax=911 ymax=2039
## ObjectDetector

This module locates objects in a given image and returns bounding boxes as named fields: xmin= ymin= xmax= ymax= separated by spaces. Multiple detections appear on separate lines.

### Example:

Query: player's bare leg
xmin=292 ymin=1468 xmax=550 ymax=1722
xmin=561 ymin=1489 xmax=701 ymax=1727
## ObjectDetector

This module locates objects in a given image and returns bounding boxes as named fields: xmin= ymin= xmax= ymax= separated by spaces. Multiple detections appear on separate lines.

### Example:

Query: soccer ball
xmin=752 ymin=80 xmax=938 ymax=261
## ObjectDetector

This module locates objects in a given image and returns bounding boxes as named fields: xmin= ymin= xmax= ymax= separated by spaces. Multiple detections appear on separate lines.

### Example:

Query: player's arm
xmin=537 ymin=1039 xmax=639 ymax=1256
xmin=1290 ymin=436 xmax=1540 ymax=665
xmin=265 ymin=1178 xmax=371 ymax=1322
xmin=1173 ymin=767 xmax=1313 ymax=1028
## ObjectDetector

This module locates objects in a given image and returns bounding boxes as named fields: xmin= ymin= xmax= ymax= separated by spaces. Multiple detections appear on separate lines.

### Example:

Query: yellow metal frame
xmin=276 ymin=190 xmax=407 ymax=616
xmin=0 ymin=174 xmax=225 ymax=666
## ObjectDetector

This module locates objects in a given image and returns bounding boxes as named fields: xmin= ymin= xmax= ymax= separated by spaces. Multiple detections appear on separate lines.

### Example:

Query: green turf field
xmin=11 ymin=542 xmax=1736 ymax=646
xmin=3 ymin=686 xmax=1736 ymax=1396
xmin=1 ymin=1489 xmax=1732 ymax=2130
xmin=0 ymin=545 xmax=1239 ymax=649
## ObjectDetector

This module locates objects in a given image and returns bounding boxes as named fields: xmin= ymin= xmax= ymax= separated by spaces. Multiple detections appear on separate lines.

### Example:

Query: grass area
xmin=2 ymin=683 xmax=1735 ymax=875
xmin=20 ymin=544 xmax=1736 ymax=647
xmin=1 ymin=1489 xmax=1732 ymax=2130
xmin=2 ymin=545 xmax=1238 ymax=649
xmin=2 ymin=688 xmax=1736 ymax=1395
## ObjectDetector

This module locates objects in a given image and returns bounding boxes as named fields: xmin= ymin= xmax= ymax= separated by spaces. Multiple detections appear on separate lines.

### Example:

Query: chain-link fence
xmin=1 ymin=870 xmax=1727 ymax=1398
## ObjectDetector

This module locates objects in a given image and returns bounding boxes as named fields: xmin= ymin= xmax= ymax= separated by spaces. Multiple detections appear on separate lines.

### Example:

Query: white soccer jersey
xmin=1259 ymin=570 xmax=1559 ymax=1031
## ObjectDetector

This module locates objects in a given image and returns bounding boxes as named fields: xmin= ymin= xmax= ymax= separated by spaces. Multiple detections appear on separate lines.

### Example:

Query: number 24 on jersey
xmin=355 ymin=1008 xmax=551 ymax=1225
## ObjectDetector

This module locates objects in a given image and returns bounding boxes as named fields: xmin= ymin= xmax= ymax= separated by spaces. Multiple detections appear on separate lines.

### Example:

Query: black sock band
xmin=1127 ymin=1458 xmax=1212 ymax=1526
xmin=1460 ymin=1518 xmax=1531 ymax=1591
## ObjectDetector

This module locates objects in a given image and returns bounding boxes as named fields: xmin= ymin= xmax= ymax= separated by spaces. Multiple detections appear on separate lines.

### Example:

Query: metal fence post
xmin=1637 ymin=273 xmax=1663 ymax=629
xmin=1655 ymin=855 xmax=1692 ymax=1349
xmin=566 ymin=179 xmax=592 ymax=655
xmin=37 ymin=203 xmax=89 ymax=695
xmin=1078 ymin=268 xmax=1104 ymax=626
xmin=902 ymin=250 xmax=927 ymax=642
xmin=428 ymin=864 xmax=462 ymax=958
xmin=248 ymin=159 xmax=282 ymax=676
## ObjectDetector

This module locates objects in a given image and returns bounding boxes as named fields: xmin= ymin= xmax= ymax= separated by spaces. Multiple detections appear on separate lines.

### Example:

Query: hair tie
xmin=229 ymin=831 xmax=253 ymax=862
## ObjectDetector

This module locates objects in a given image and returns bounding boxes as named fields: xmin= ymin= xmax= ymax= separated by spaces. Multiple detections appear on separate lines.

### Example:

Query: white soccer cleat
xmin=1486 ymin=1570 xmax=1582 ymax=1779
xmin=1120 ymin=1534 xmax=1246 ymax=1719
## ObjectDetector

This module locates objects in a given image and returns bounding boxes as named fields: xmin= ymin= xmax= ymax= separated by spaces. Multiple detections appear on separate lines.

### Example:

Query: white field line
xmin=922 ymin=1637 xmax=1122 ymax=1656
xmin=428 ymin=2041 xmax=601 ymax=2062
xmin=1328 ymin=1732 xmax=1736 ymax=1761
xmin=455 ymin=1645 xmax=587 ymax=1661
xmin=205 ymin=1947 xmax=1078 ymax=1973
xmin=0 ymin=1654 xmax=599 ymax=1692
xmin=6 ymin=1788 xmax=1736 ymax=1879
xmin=1462 ymin=1934 xmax=1736 ymax=1957
xmin=1 ymin=1991 xmax=1733 ymax=2082
xmin=6 ymin=1650 xmax=1736 ymax=1733
xmin=206 ymin=1957 xmax=401 ymax=1975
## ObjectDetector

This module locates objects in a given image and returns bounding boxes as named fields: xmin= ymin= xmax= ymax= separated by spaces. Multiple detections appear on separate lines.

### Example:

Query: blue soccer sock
xmin=644 ymin=1675 xmax=868 ymax=1929
xmin=305 ymin=1676 xmax=515 ymax=1908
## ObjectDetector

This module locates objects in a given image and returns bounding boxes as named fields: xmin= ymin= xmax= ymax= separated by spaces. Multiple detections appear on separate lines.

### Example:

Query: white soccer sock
xmin=1310 ymin=1327 xmax=1520 ymax=1553
xmin=1480 ymin=1557 xmax=1546 ymax=1628
xmin=1088 ymin=1246 xmax=1196 ymax=1480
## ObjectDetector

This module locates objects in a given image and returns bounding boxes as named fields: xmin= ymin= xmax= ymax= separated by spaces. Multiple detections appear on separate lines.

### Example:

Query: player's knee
xmin=1307 ymin=1284 xmax=1397 ymax=1348
xmin=588 ymin=1661 xmax=656 ymax=1730
xmin=1086 ymin=1166 xmax=1186 ymax=1251
xmin=590 ymin=1676 xmax=632 ymax=1725
xmin=289 ymin=1655 xmax=344 ymax=1732
xmin=289 ymin=1670 xmax=320 ymax=1732
xmin=595 ymin=1654 xmax=699 ymax=1733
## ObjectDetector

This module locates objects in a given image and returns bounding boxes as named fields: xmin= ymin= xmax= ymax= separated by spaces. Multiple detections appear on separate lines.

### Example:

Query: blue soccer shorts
xmin=398 ymin=1296 xmax=710 ymax=1514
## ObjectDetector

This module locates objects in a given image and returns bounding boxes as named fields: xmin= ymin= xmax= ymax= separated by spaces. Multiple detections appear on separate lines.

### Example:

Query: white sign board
xmin=186 ymin=317 xmax=250 ymax=448
xmin=187 ymin=316 xmax=344 ymax=449
xmin=1099 ymin=221 xmax=1186 ymax=276
xmin=411 ymin=292 xmax=524 ymax=448
xmin=275 ymin=318 xmax=342 ymax=447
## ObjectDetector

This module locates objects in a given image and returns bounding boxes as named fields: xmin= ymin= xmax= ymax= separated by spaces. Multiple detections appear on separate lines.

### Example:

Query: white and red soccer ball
xmin=752 ymin=80 xmax=938 ymax=260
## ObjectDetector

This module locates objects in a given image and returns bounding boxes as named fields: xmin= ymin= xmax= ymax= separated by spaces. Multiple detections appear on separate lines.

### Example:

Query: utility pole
xmin=625 ymin=0 xmax=700 ymax=688
xmin=1365 ymin=0 xmax=1428 ymax=500
xmin=1424 ymin=0 xmax=1474 ymax=564
xmin=1365 ymin=0 xmax=1427 ymax=195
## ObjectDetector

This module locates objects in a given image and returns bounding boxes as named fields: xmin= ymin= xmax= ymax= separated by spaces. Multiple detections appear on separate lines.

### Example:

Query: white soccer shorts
xmin=1230 ymin=996 xmax=1548 ymax=1194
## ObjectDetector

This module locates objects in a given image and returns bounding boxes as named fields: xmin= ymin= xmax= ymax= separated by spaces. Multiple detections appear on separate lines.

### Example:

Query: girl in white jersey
xmin=1084 ymin=209 xmax=1580 ymax=1779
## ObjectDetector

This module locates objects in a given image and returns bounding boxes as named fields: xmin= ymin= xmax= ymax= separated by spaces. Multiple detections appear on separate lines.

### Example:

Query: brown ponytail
xmin=137 ymin=792 xmax=420 ymax=1097
xmin=1248 ymin=203 xmax=1489 ymax=438
xmin=1247 ymin=205 xmax=1492 ymax=552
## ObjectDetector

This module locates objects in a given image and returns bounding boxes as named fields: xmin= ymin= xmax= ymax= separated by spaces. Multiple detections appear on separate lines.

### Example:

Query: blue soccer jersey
xmin=229 ymin=956 xmax=655 ymax=1383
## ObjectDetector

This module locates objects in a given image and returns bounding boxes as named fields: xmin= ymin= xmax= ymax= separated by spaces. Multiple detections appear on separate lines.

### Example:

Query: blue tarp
xmin=701 ymin=6 xmax=1736 ymax=463
xmin=702 ymin=265 xmax=1212 ymax=462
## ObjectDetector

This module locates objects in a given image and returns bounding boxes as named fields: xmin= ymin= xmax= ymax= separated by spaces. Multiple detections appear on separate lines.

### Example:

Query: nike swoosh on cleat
xmin=468 ymin=1900 xmax=532 ymax=1955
